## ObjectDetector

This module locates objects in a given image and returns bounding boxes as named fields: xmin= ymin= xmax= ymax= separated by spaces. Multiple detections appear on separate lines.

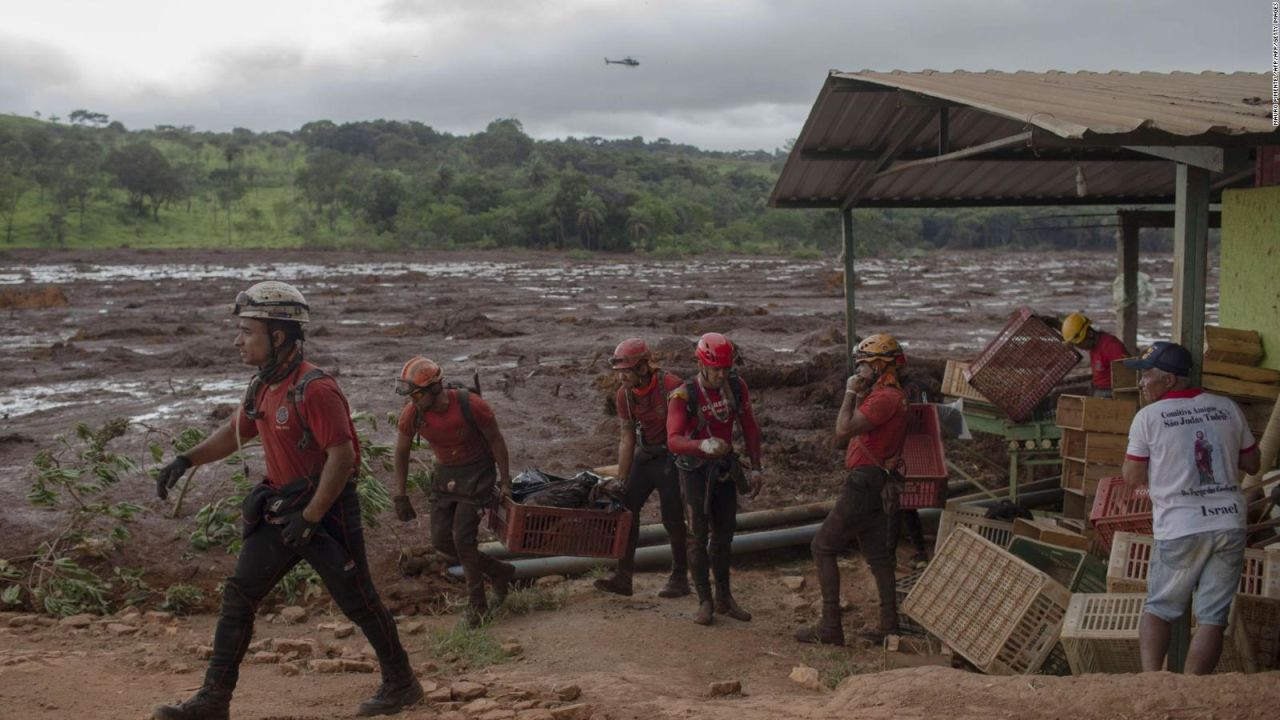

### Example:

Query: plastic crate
xmin=942 ymin=359 xmax=990 ymax=403
xmin=1106 ymin=531 xmax=1280 ymax=599
xmin=964 ymin=308 xmax=1082 ymax=422
xmin=902 ymin=527 xmax=1071 ymax=675
xmin=1105 ymin=531 xmax=1153 ymax=593
xmin=1089 ymin=476 xmax=1152 ymax=554
xmin=1060 ymin=593 xmax=1257 ymax=674
xmin=1008 ymin=536 xmax=1107 ymax=593
xmin=1038 ymin=643 xmax=1073 ymax=676
xmin=901 ymin=403 xmax=947 ymax=480
xmin=900 ymin=479 xmax=947 ymax=510
xmin=935 ymin=504 xmax=1015 ymax=551
xmin=488 ymin=497 xmax=632 ymax=559
xmin=895 ymin=568 xmax=928 ymax=636
xmin=1234 ymin=595 xmax=1280 ymax=671
xmin=1060 ymin=593 xmax=1147 ymax=674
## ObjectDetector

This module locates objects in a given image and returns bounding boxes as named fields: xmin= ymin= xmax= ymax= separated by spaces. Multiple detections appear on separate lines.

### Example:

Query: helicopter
xmin=604 ymin=56 xmax=639 ymax=67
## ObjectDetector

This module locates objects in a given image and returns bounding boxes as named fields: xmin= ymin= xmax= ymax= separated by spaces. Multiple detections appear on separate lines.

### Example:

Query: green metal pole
xmin=841 ymin=208 xmax=856 ymax=377
xmin=1172 ymin=163 xmax=1210 ymax=385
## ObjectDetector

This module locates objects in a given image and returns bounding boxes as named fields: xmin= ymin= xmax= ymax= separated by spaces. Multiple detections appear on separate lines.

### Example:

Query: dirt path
xmin=3 ymin=565 xmax=1275 ymax=720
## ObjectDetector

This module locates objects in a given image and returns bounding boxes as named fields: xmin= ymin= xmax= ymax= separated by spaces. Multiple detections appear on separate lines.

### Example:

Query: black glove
xmin=393 ymin=495 xmax=417 ymax=522
xmin=155 ymin=455 xmax=192 ymax=500
xmin=281 ymin=512 xmax=320 ymax=550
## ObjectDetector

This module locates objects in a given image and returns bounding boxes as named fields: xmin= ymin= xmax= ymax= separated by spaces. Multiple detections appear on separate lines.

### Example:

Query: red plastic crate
xmin=1089 ymin=476 xmax=1152 ymax=554
xmin=902 ymin=403 xmax=947 ymax=479
xmin=488 ymin=497 xmax=633 ymax=559
xmin=900 ymin=478 xmax=947 ymax=509
xmin=964 ymin=307 xmax=1081 ymax=421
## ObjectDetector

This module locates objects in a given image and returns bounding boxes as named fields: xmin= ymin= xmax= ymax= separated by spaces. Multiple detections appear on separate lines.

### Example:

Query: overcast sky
xmin=0 ymin=0 xmax=1262 ymax=151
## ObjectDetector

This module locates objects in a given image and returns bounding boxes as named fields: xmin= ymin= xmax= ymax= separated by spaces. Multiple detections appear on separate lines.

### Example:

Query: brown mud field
xmin=4 ymin=247 xmax=1266 ymax=720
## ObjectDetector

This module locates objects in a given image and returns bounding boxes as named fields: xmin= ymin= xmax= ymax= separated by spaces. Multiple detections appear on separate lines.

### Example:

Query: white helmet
xmin=233 ymin=281 xmax=310 ymax=324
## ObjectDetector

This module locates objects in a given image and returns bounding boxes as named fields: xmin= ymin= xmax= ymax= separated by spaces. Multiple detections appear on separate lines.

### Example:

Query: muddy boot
xmin=858 ymin=567 xmax=899 ymax=642
xmin=153 ymin=686 xmax=232 ymax=720
xmin=656 ymin=570 xmax=691 ymax=599
xmin=593 ymin=566 xmax=634 ymax=594
xmin=461 ymin=604 xmax=487 ymax=629
xmin=693 ymin=600 xmax=714 ymax=625
xmin=795 ymin=602 xmax=845 ymax=645
xmin=490 ymin=561 xmax=516 ymax=605
xmin=858 ymin=606 xmax=901 ymax=644
xmin=356 ymin=676 xmax=424 ymax=717
xmin=714 ymin=584 xmax=752 ymax=622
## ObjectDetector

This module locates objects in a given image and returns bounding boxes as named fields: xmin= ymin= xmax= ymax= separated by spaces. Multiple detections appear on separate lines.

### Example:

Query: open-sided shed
xmin=770 ymin=70 xmax=1278 ymax=376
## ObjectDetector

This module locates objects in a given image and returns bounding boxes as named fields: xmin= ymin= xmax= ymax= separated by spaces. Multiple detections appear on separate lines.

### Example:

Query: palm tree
xmin=576 ymin=191 xmax=606 ymax=250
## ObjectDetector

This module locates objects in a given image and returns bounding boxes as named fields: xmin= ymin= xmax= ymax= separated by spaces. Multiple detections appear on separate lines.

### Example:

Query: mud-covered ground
xmin=2 ymin=247 xmax=1251 ymax=720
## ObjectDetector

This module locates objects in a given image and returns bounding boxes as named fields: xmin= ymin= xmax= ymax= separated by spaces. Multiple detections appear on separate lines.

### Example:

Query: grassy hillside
xmin=0 ymin=113 xmax=1126 ymax=254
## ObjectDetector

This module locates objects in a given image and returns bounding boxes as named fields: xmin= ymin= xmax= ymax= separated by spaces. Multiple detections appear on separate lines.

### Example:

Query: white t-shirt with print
xmin=1125 ymin=389 xmax=1256 ymax=540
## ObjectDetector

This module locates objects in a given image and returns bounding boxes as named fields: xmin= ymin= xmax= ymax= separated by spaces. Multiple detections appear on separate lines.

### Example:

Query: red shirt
xmin=617 ymin=371 xmax=684 ymax=446
xmin=397 ymin=389 xmax=497 ymax=467
xmin=1090 ymin=332 xmax=1129 ymax=390
xmin=236 ymin=361 xmax=360 ymax=489
xmin=666 ymin=377 xmax=763 ymax=468
xmin=844 ymin=385 xmax=908 ymax=470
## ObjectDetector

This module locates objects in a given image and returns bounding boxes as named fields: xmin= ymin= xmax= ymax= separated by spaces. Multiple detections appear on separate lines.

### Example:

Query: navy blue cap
xmin=1122 ymin=341 xmax=1192 ymax=377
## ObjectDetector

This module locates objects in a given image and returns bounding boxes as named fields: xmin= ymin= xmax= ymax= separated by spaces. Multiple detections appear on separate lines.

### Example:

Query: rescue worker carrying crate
xmin=390 ymin=356 xmax=516 ymax=628
xmin=1062 ymin=312 xmax=1130 ymax=398
xmin=796 ymin=333 xmax=908 ymax=646
xmin=666 ymin=332 xmax=764 ymax=626
xmin=594 ymin=338 xmax=692 ymax=599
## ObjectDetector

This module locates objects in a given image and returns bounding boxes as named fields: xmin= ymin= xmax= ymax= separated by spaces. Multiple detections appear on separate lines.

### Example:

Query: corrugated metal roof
xmin=770 ymin=70 xmax=1277 ymax=209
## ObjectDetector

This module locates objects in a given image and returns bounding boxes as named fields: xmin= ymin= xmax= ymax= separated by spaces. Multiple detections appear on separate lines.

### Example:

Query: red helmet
xmin=695 ymin=332 xmax=735 ymax=368
xmin=395 ymin=356 xmax=443 ymax=396
xmin=610 ymin=338 xmax=651 ymax=370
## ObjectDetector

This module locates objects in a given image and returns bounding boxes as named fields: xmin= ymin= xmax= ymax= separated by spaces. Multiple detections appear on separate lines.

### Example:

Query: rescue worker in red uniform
xmin=796 ymin=334 xmax=908 ymax=646
xmin=390 ymin=357 xmax=515 ymax=628
xmin=1062 ymin=312 xmax=1130 ymax=397
xmin=152 ymin=282 xmax=422 ymax=719
xmin=595 ymin=338 xmax=691 ymax=598
xmin=667 ymin=333 xmax=764 ymax=625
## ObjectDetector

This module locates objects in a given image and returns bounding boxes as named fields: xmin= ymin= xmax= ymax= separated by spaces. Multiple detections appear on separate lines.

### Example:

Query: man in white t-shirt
xmin=1121 ymin=341 xmax=1261 ymax=674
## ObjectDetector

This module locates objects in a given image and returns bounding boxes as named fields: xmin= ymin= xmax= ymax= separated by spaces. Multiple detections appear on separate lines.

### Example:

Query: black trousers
xmin=206 ymin=483 xmax=409 ymax=692
xmin=680 ymin=462 xmax=737 ymax=601
xmin=618 ymin=453 xmax=687 ymax=578
xmin=429 ymin=496 xmax=508 ymax=611
xmin=889 ymin=509 xmax=928 ymax=554
xmin=811 ymin=467 xmax=896 ymax=612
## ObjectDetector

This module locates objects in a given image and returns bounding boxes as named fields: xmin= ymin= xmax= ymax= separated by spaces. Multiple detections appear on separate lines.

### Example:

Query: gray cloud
xmin=1 ymin=0 xmax=1261 ymax=150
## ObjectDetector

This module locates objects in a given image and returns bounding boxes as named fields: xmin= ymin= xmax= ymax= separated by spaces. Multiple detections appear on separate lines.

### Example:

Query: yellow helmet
xmin=1062 ymin=312 xmax=1091 ymax=345
xmin=854 ymin=333 xmax=906 ymax=367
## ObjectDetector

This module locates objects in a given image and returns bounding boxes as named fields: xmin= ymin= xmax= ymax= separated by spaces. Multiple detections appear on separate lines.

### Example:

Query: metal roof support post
xmin=1117 ymin=213 xmax=1140 ymax=352
xmin=1171 ymin=163 xmax=1210 ymax=384
xmin=842 ymin=208 xmax=856 ymax=376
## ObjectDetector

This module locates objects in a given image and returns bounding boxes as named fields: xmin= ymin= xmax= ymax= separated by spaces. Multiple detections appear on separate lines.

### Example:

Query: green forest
xmin=0 ymin=110 xmax=1142 ymax=254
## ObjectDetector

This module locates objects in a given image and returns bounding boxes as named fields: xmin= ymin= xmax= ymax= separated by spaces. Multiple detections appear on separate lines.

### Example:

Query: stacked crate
xmin=1109 ymin=359 xmax=1142 ymax=409
xmin=1059 ymin=593 xmax=1261 ymax=674
xmin=1104 ymin=531 xmax=1280 ymax=671
xmin=1201 ymin=326 xmax=1278 ymax=439
xmin=1055 ymin=395 xmax=1138 ymax=524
